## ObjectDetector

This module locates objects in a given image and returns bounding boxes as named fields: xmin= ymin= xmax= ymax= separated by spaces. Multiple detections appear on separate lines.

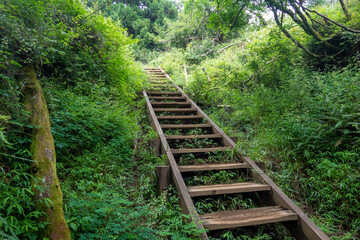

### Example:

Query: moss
xmin=22 ymin=64 xmax=71 ymax=240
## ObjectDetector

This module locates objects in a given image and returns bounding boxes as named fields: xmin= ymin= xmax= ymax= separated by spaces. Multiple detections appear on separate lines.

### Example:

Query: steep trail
xmin=143 ymin=67 xmax=329 ymax=240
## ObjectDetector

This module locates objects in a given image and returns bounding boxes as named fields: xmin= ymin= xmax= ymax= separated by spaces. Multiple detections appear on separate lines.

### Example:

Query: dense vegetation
xmin=1 ymin=0 xmax=359 ymax=239
xmin=150 ymin=0 xmax=360 ymax=238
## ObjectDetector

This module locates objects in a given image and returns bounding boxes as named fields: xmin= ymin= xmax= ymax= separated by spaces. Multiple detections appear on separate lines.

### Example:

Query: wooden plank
xmin=151 ymin=102 xmax=191 ymax=107
xmin=157 ymin=115 xmax=202 ymax=120
xmin=188 ymin=182 xmax=270 ymax=197
xmin=147 ymin=91 xmax=182 ymax=95
xmin=149 ymin=96 xmax=186 ymax=100
xmin=154 ymin=108 xmax=197 ymax=113
xmin=166 ymin=134 xmax=222 ymax=140
xmin=172 ymin=147 xmax=231 ymax=154
xmin=156 ymin=166 xmax=171 ymax=195
xmin=161 ymin=123 xmax=212 ymax=129
xmin=178 ymin=162 xmax=249 ymax=172
xmin=149 ymin=86 xmax=175 ymax=89
xmin=149 ymin=82 xmax=168 ymax=84
xmin=149 ymin=84 xmax=174 ymax=87
xmin=200 ymin=206 xmax=298 ymax=230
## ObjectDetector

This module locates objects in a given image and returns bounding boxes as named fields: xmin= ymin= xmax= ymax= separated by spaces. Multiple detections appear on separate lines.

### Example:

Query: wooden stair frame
xmin=143 ymin=67 xmax=329 ymax=240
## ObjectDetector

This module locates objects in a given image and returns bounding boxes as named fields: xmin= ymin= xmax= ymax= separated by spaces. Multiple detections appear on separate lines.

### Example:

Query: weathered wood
xmin=200 ymin=206 xmax=298 ymax=230
xmin=147 ymin=91 xmax=182 ymax=95
xmin=156 ymin=166 xmax=171 ymax=195
xmin=172 ymin=147 xmax=230 ymax=154
xmin=149 ymin=96 xmax=186 ymax=100
xmin=166 ymin=134 xmax=222 ymax=140
xmin=148 ymin=139 xmax=161 ymax=156
xmin=150 ymin=75 xmax=167 ymax=78
xmin=157 ymin=115 xmax=203 ymax=120
xmin=161 ymin=123 xmax=211 ymax=129
xmin=188 ymin=183 xmax=271 ymax=197
xmin=154 ymin=108 xmax=197 ymax=113
xmin=178 ymin=163 xmax=249 ymax=172
xmin=151 ymin=102 xmax=191 ymax=107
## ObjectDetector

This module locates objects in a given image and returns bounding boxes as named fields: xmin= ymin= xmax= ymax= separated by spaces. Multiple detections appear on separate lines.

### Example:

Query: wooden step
xmin=178 ymin=162 xmax=249 ymax=172
xmin=188 ymin=183 xmax=270 ymax=197
xmin=147 ymin=91 xmax=182 ymax=96
xmin=148 ymin=88 xmax=176 ymax=92
xmin=157 ymin=115 xmax=203 ymax=120
xmin=149 ymin=87 xmax=176 ymax=90
xmin=149 ymin=81 xmax=173 ymax=85
xmin=150 ymin=82 xmax=172 ymax=85
xmin=172 ymin=147 xmax=231 ymax=154
xmin=149 ymin=96 xmax=185 ymax=100
xmin=166 ymin=134 xmax=222 ymax=140
xmin=151 ymin=102 xmax=191 ymax=107
xmin=200 ymin=206 xmax=298 ymax=230
xmin=154 ymin=108 xmax=197 ymax=113
xmin=161 ymin=124 xmax=212 ymax=129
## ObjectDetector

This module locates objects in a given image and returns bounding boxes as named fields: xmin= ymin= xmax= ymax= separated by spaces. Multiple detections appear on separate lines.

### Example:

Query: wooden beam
xmin=156 ymin=166 xmax=171 ymax=195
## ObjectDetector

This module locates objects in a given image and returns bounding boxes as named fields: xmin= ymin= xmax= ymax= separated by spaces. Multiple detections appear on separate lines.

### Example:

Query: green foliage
xmin=152 ymin=5 xmax=360 ymax=237
xmin=87 ymin=0 xmax=178 ymax=50
xmin=0 ymin=165 xmax=47 ymax=239
xmin=60 ymin=121 xmax=202 ymax=239
xmin=49 ymin=87 xmax=137 ymax=160
xmin=0 ymin=0 xmax=146 ymax=238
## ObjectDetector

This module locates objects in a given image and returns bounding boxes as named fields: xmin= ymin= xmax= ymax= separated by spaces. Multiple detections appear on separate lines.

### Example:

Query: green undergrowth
xmin=184 ymin=170 xmax=252 ymax=186
xmin=208 ymin=223 xmax=295 ymax=240
xmin=194 ymin=194 xmax=257 ymax=214
xmin=57 ymin=96 xmax=203 ymax=239
xmin=178 ymin=150 xmax=241 ymax=165
xmin=169 ymin=138 xmax=221 ymax=149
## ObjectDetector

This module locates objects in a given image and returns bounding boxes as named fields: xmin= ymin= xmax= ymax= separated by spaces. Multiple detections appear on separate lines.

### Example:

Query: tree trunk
xmin=339 ymin=0 xmax=351 ymax=20
xmin=22 ymin=64 xmax=71 ymax=240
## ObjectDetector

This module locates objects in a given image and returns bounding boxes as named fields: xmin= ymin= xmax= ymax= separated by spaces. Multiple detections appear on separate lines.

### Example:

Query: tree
xmin=87 ymin=0 xmax=178 ymax=49
xmin=264 ymin=0 xmax=360 ymax=60
xmin=22 ymin=65 xmax=71 ymax=239
xmin=339 ymin=0 xmax=351 ymax=20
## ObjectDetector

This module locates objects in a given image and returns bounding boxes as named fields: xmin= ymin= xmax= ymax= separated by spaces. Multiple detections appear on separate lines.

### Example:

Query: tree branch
xmin=297 ymin=3 xmax=360 ymax=33
xmin=217 ymin=42 xmax=243 ymax=53
xmin=271 ymin=7 xmax=321 ymax=58
xmin=229 ymin=2 xmax=247 ymax=30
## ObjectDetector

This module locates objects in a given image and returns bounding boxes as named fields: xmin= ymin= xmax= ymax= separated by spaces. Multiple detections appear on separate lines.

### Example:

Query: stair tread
xmin=200 ymin=206 xmax=298 ymax=230
xmin=165 ymin=134 xmax=222 ymax=140
xmin=188 ymin=182 xmax=270 ymax=197
xmin=154 ymin=108 xmax=197 ymax=112
xmin=157 ymin=115 xmax=203 ymax=120
xmin=149 ymin=96 xmax=185 ymax=100
xmin=172 ymin=147 xmax=230 ymax=154
xmin=152 ymin=102 xmax=191 ymax=106
xmin=161 ymin=123 xmax=212 ymax=129
xmin=147 ymin=91 xmax=182 ymax=95
xmin=178 ymin=162 xmax=249 ymax=172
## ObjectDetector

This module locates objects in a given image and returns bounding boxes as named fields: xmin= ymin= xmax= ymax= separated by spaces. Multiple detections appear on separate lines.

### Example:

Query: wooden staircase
xmin=143 ymin=67 xmax=329 ymax=240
